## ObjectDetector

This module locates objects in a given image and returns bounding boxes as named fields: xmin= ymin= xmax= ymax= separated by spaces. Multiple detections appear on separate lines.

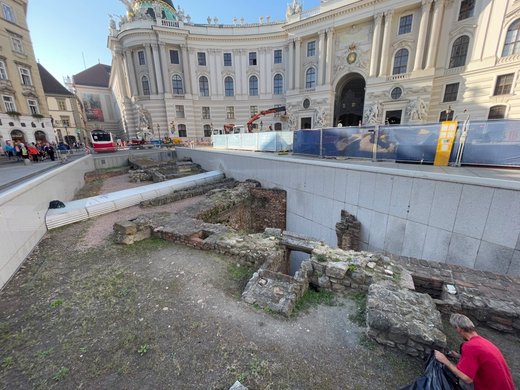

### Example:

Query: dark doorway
xmin=334 ymin=73 xmax=365 ymax=126
xmin=386 ymin=110 xmax=402 ymax=125
xmin=10 ymin=130 xmax=25 ymax=143
xmin=34 ymin=130 xmax=47 ymax=143
xmin=301 ymin=117 xmax=312 ymax=129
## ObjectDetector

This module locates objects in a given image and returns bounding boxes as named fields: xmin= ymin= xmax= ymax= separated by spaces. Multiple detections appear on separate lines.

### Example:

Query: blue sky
xmin=28 ymin=0 xmax=321 ymax=86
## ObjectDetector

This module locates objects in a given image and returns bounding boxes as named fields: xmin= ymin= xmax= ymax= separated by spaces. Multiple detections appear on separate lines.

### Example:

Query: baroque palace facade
xmin=109 ymin=0 xmax=520 ymax=139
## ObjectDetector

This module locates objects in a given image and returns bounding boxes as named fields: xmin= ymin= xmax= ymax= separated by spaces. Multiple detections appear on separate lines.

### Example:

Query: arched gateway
xmin=334 ymin=73 xmax=366 ymax=127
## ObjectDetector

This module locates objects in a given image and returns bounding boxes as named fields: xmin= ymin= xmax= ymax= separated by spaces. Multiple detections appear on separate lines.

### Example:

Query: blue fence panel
xmin=320 ymin=127 xmax=373 ymax=159
xmin=390 ymin=124 xmax=441 ymax=163
xmin=460 ymin=120 xmax=520 ymax=166
xmin=293 ymin=129 xmax=321 ymax=156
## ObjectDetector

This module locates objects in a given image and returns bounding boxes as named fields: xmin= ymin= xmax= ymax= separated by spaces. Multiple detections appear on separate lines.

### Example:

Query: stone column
xmin=144 ymin=45 xmax=156 ymax=95
xmin=413 ymin=0 xmax=433 ymax=72
xmin=369 ymin=13 xmax=383 ymax=77
xmin=124 ymin=50 xmax=138 ymax=96
xmin=159 ymin=43 xmax=170 ymax=95
xmin=208 ymin=50 xmax=218 ymax=97
xmin=288 ymin=41 xmax=294 ymax=90
xmin=325 ymin=28 xmax=334 ymax=85
xmin=318 ymin=30 xmax=326 ymax=85
xmin=114 ymin=47 xmax=130 ymax=99
xmin=378 ymin=11 xmax=393 ymax=77
xmin=294 ymin=38 xmax=301 ymax=90
xmin=214 ymin=50 xmax=223 ymax=96
xmin=181 ymin=44 xmax=192 ymax=94
xmin=151 ymin=44 xmax=162 ymax=94
xmin=188 ymin=48 xmax=198 ymax=95
xmin=425 ymin=0 xmax=445 ymax=69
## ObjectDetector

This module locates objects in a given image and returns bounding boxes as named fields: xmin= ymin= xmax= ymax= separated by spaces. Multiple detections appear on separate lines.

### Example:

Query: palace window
xmin=0 ymin=60 xmax=7 ymax=80
xmin=197 ymin=52 xmax=206 ymax=66
xmin=502 ymin=19 xmax=520 ymax=57
xmin=398 ymin=15 xmax=413 ymax=35
xmin=204 ymin=125 xmax=212 ymax=137
xmin=449 ymin=36 xmax=469 ymax=68
xmin=141 ymin=75 xmax=150 ymax=95
xmin=493 ymin=74 xmax=514 ymax=96
xmin=274 ymin=49 xmax=282 ymax=64
xmin=57 ymin=99 xmax=66 ymax=111
xmin=249 ymin=75 xmax=258 ymax=96
xmin=458 ymin=0 xmax=475 ymax=21
xmin=28 ymin=99 xmax=39 ymax=115
xmin=170 ymin=50 xmax=179 ymax=64
xmin=224 ymin=76 xmax=234 ymax=96
xmin=202 ymin=106 xmax=211 ymax=119
xmin=175 ymin=105 xmax=185 ymax=118
xmin=177 ymin=124 xmax=187 ymax=137
xmin=2 ymin=3 xmax=15 ymax=22
xmin=443 ymin=83 xmax=459 ymax=102
xmin=138 ymin=50 xmax=146 ymax=65
xmin=307 ymin=41 xmax=316 ymax=57
xmin=199 ymin=76 xmax=209 ymax=96
xmin=274 ymin=74 xmax=283 ymax=95
xmin=172 ymin=74 xmax=184 ymax=95
xmin=250 ymin=106 xmax=258 ymax=116
xmin=392 ymin=48 xmax=409 ymax=75
xmin=488 ymin=105 xmax=506 ymax=120
xmin=3 ymin=95 xmax=16 ymax=112
xmin=226 ymin=106 xmax=234 ymax=119
xmin=19 ymin=67 xmax=32 ymax=85
xmin=224 ymin=53 xmax=232 ymax=66
xmin=249 ymin=52 xmax=257 ymax=66
xmin=305 ymin=67 xmax=316 ymax=89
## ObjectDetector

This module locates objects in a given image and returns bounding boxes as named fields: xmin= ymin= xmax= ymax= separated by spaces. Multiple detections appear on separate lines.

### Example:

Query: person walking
xmin=435 ymin=313 xmax=515 ymax=390
xmin=3 ymin=140 xmax=14 ymax=160
xmin=28 ymin=143 xmax=39 ymax=162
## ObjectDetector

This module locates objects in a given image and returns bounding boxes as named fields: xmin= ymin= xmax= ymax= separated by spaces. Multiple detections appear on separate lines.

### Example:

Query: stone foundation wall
xmin=335 ymin=210 xmax=360 ymax=251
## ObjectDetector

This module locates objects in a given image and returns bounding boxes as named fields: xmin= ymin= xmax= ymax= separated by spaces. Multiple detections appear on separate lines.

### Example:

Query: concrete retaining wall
xmin=92 ymin=149 xmax=176 ymax=170
xmin=0 ymin=156 xmax=95 ymax=290
xmin=176 ymin=148 xmax=520 ymax=277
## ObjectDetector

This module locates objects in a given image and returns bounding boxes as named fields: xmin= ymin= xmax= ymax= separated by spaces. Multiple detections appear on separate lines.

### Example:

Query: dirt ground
xmin=0 ymin=173 xmax=518 ymax=389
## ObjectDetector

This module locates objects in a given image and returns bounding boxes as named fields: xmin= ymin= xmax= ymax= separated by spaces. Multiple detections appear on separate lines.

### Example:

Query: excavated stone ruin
xmin=113 ymin=177 xmax=520 ymax=359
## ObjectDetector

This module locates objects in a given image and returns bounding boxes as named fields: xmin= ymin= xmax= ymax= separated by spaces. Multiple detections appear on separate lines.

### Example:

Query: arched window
xmin=172 ymin=75 xmax=184 ymax=95
xmin=392 ymin=48 xmax=409 ymax=75
xmin=177 ymin=124 xmax=187 ymax=137
xmin=449 ymin=36 xmax=469 ymax=68
xmin=488 ymin=105 xmax=506 ymax=120
xmin=203 ymin=124 xmax=212 ymax=137
xmin=305 ymin=67 xmax=316 ymax=89
xmin=141 ymin=75 xmax=150 ymax=95
xmin=224 ymin=76 xmax=234 ymax=96
xmin=199 ymin=76 xmax=209 ymax=96
xmin=249 ymin=75 xmax=258 ymax=96
xmin=273 ymin=74 xmax=283 ymax=95
xmin=502 ymin=19 xmax=520 ymax=57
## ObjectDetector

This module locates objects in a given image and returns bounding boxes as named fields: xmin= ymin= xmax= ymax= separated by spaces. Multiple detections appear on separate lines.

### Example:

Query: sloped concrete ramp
xmin=46 ymin=171 xmax=224 ymax=229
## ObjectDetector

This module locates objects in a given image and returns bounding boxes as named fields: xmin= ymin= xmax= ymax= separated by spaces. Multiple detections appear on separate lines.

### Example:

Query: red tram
xmin=90 ymin=130 xmax=117 ymax=153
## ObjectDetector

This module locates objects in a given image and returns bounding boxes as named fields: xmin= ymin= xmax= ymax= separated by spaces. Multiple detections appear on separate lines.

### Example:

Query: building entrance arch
xmin=10 ymin=130 xmax=26 ymax=143
xmin=334 ymin=73 xmax=366 ymax=126
xmin=34 ymin=130 xmax=47 ymax=143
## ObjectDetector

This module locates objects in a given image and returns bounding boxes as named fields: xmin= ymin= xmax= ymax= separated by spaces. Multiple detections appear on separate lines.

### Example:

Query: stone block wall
xmin=335 ymin=210 xmax=361 ymax=251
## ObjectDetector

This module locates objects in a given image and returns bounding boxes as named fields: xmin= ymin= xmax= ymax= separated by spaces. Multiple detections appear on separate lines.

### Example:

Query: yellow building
xmin=0 ymin=0 xmax=53 ymax=146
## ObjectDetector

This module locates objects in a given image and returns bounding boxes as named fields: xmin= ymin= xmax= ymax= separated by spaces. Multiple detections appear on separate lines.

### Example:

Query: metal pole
xmin=455 ymin=115 xmax=470 ymax=167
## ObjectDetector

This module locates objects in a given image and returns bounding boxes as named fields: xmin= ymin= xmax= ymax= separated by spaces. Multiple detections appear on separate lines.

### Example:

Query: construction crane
xmin=247 ymin=106 xmax=286 ymax=132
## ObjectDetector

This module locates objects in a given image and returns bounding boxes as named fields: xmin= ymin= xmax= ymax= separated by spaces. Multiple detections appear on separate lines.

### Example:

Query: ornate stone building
xmin=0 ymin=0 xmax=53 ymax=146
xmin=108 ymin=0 xmax=520 ymax=139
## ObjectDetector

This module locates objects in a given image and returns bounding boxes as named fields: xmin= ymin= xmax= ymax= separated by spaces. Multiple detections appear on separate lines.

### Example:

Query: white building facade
xmin=108 ymin=0 xmax=520 ymax=139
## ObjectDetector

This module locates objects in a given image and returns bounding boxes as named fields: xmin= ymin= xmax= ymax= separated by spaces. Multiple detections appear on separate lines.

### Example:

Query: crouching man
xmin=434 ymin=313 xmax=515 ymax=390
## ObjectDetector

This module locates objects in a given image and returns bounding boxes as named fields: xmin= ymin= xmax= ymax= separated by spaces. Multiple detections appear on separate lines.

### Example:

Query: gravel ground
xmin=0 ymin=173 xmax=515 ymax=389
